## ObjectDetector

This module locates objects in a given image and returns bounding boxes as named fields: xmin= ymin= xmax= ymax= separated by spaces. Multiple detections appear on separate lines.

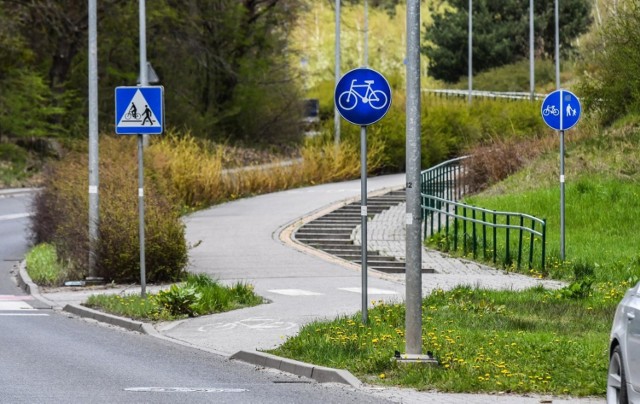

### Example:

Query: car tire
xmin=608 ymin=345 xmax=629 ymax=404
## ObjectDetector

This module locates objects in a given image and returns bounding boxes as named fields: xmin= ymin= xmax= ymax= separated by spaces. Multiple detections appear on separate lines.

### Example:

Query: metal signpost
xmin=335 ymin=68 xmax=391 ymax=324
xmin=541 ymin=89 xmax=581 ymax=261
xmin=115 ymin=86 xmax=164 ymax=297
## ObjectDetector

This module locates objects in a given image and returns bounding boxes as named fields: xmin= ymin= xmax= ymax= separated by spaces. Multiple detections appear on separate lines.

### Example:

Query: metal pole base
xmin=84 ymin=277 xmax=105 ymax=286
xmin=393 ymin=353 xmax=439 ymax=366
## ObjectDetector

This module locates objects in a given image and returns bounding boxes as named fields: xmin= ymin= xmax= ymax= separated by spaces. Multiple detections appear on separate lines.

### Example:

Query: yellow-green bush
xmin=31 ymin=135 xmax=187 ymax=283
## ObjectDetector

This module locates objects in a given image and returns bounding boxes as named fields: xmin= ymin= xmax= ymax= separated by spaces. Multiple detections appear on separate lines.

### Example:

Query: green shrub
xmin=155 ymin=284 xmax=202 ymax=317
xmin=579 ymin=3 xmax=640 ymax=125
xmin=31 ymin=135 xmax=188 ymax=283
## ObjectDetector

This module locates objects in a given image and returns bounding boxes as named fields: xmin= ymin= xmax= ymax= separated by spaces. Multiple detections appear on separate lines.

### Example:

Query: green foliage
xmin=155 ymin=284 xmax=202 ymax=318
xmin=25 ymin=243 xmax=66 ymax=286
xmin=424 ymin=0 xmax=592 ymax=83
xmin=579 ymin=2 xmax=640 ymax=126
xmin=453 ymin=59 xmax=557 ymax=93
xmin=0 ymin=143 xmax=29 ymax=186
xmin=30 ymin=136 xmax=188 ymax=283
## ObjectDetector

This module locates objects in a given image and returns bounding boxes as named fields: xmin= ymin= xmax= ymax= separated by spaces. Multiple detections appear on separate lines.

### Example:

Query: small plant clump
xmin=85 ymin=273 xmax=263 ymax=321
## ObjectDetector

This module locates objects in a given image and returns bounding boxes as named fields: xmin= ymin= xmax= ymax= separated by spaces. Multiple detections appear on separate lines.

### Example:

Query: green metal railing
xmin=420 ymin=157 xmax=546 ymax=271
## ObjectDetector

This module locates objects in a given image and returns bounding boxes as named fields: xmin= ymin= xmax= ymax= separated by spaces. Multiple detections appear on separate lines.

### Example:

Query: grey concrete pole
xmin=364 ymin=0 xmax=368 ymax=67
xmin=334 ymin=0 xmax=341 ymax=145
xmin=468 ymin=0 xmax=472 ymax=105
xmin=530 ymin=0 xmax=535 ymax=100
xmin=405 ymin=0 xmax=423 ymax=356
xmin=139 ymin=0 xmax=150 ymax=148
xmin=360 ymin=126 xmax=368 ymax=325
xmin=88 ymin=0 xmax=99 ymax=280
xmin=554 ymin=0 xmax=565 ymax=260
xmin=554 ymin=0 xmax=560 ymax=89
xmin=138 ymin=0 xmax=148 ymax=296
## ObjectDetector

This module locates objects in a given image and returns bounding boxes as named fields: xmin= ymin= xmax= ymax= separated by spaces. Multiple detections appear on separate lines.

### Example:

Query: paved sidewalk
xmin=26 ymin=175 xmax=602 ymax=404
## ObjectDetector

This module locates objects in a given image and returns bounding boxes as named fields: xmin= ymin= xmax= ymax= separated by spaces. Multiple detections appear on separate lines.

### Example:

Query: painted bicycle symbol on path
xmin=337 ymin=79 xmax=389 ymax=111
xmin=197 ymin=317 xmax=298 ymax=332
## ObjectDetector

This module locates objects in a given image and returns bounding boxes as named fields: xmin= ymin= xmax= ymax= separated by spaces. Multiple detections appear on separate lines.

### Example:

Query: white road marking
xmin=339 ymin=287 xmax=398 ymax=295
xmin=0 ymin=301 xmax=36 ymax=311
xmin=0 ymin=213 xmax=32 ymax=221
xmin=268 ymin=289 xmax=323 ymax=296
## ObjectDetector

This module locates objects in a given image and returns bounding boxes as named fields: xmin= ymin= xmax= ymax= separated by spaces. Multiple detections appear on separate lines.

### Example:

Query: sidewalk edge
xmin=230 ymin=350 xmax=362 ymax=387
xmin=17 ymin=261 xmax=57 ymax=309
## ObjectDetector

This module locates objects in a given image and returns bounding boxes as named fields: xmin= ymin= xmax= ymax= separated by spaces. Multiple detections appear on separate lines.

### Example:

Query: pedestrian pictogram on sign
xmin=115 ymin=86 xmax=164 ymax=135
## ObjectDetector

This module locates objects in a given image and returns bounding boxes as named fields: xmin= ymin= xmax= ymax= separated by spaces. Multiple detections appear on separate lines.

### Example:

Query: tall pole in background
xmin=364 ymin=0 xmax=368 ymax=67
xmin=554 ymin=0 xmax=565 ymax=260
xmin=530 ymin=0 xmax=535 ymax=100
xmin=468 ymin=0 xmax=473 ymax=105
xmin=87 ymin=0 xmax=99 ymax=281
xmin=334 ymin=0 xmax=341 ymax=145
xmin=138 ymin=0 xmax=148 ymax=297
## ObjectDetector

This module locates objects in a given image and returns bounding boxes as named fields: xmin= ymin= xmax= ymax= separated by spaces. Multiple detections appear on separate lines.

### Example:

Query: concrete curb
xmin=17 ymin=261 xmax=57 ymax=309
xmin=230 ymin=350 xmax=362 ymax=387
xmin=0 ymin=187 xmax=40 ymax=197
xmin=63 ymin=303 xmax=149 ymax=333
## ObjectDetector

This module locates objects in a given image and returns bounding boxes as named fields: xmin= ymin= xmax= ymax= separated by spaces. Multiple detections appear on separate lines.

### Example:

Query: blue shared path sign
xmin=335 ymin=68 xmax=391 ymax=126
xmin=115 ymin=86 xmax=164 ymax=135
xmin=541 ymin=89 xmax=581 ymax=131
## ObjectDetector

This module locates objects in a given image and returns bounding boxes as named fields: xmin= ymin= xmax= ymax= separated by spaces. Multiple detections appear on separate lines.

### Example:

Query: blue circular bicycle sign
xmin=335 ymin=68 xmax=392 ymax=126
xmin=541 ymin=89 xmax=581 ymax=131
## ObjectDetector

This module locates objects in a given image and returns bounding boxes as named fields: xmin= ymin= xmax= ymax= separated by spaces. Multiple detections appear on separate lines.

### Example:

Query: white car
xmin=608 ymin=281 xmax=640 ymax=403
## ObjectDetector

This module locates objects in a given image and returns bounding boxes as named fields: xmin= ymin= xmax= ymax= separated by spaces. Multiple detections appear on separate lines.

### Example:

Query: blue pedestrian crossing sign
xmin=115 ymin=86 xmax=164 ymax=135
xmin=335 ymin=68 xmax=391 ymax=126
xmin=541 ymin=89 xmax=581 ymax=131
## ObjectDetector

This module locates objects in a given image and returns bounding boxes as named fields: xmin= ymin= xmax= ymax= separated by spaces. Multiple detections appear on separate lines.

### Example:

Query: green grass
xmin=25 ymin=243 xmax=65 ymax=286
xmin=270 ymin=286 xmax=613 ymax=395
xmin=85 ymin=273 xmax=263 ymax=321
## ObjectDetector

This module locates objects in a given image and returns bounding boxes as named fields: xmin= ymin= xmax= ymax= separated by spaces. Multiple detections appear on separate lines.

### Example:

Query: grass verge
xmin=25 ymin=243 xmax=66 ymax=286
xmin=85 ymin=273 xmax=263 ymax=321
xmin=270 ymin=286 xmax=612 ymax=395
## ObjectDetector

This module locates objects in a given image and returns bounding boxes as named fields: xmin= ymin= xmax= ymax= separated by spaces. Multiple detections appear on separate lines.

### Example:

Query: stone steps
xmin=294 ymin=190 xmax=431 ymax=274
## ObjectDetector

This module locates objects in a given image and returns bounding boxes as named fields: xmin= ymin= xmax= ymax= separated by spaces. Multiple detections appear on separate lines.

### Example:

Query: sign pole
xmin=560 ymin=129 xmax=565 ymax=260
xmin=334 ymin=67 xmax=391 ymax=328
xmin=360 ymin=125 xmax=368 ymax=325
xmin=542 ymin=89 xmax=579 ymax=261
xmin=138 ymin=134 xmax=147 ymax=297
xmin=88 ymin=0 xmax=100 ymax=281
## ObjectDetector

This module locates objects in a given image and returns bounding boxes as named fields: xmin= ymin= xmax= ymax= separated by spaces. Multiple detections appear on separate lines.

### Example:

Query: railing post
xmin=463 ymin=206 xmax=468 ymax=255
xmin=542 ymin=219 xmax=547 ymax=270
xmin=454 ymin=205 xmax=458 ymax=251
xmin=482 ymin=211 xmax=487 ymax=260
xmin=517 ymin=215 xmax=524 ymax=270
xmin=528 ymin=219 xmax=536 ymax=269
xmin=506 ymin=215 xmax=511 ymax=268
xmin=472 ymin=209 xmax=477 ymax=258
xmin=493 ymin=211 xmax=497 ymax=265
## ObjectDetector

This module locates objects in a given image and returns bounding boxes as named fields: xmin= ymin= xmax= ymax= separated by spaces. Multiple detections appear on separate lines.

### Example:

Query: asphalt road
xmin=0 ymin=190 xmax=390 ymax=404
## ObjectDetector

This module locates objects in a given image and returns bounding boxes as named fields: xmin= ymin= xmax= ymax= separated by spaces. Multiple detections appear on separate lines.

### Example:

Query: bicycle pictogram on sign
xmin=337 ymin=79 xmax=389 ymax=111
